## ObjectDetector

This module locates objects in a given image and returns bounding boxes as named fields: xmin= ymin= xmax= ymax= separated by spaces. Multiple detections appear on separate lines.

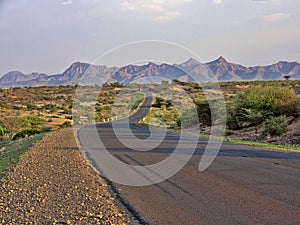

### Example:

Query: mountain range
xmin=1 ymin=56 xmax=300 ymax=87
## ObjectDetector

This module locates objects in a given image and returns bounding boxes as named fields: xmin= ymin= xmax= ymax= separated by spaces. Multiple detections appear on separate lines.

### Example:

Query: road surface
xmin=78 ymin=95 xmax=300 ymax=225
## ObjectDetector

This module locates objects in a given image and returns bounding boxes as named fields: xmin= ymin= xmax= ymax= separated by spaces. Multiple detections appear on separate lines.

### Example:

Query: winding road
xmin=78 ymin=95 xmax=300 ymax=225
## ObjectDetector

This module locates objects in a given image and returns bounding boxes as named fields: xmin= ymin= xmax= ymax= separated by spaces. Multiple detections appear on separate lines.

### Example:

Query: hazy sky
xmin=0 ymin=0 xmax=299 ymax=76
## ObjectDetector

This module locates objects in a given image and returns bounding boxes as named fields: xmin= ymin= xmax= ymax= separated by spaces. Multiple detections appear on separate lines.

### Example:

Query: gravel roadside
xmin=0 ymin=128 xmax=130 ymax=225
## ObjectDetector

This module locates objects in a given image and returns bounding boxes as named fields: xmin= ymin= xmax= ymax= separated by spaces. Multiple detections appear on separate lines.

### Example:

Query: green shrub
xmin=226 ymin=106 xmax=239 ymax=129
xmin=229 ymin=86 xmax=300 ymax=129
xmin=234 ymin=86 xmax=300 ymax=117
xmin=22 ymin=115 xmax=46 ymax=129
xmin=152 ymin=96 xmax=165 ymax=108
xmin=130 ymin=98 xmax=143 ymax=111
xmin=225 ymin=130 xmax=234 ymax=136
xmin=262 ymin=116 xmax=288 ymax=137
xmin=44 ymin=104 xmax=57 ymax=110
xmin=240 ymin=108 xmax=268 ymax=133
xmin=60 ymin=121 xmax=72 ymax=128
xmin=26 ymin=103 xmax=38 ymax=110
xmin=0 ymin=125 xmax=7 ymax=137
xmin=65 ymin=115 xmax=72 ymax=120
xmin=0 ymin=115 xmax=46 ymax=139
xmin=180 ymin=108 xmax=199 ymax=128
xmin=153 ymin=106 xmax=180 ymax=128
xmin=39 ymin=126 xmax=51 ymax=133
xmin=0 ymin=101 xmax=9 ymax=109
xmin=12 ymin=129 xmax=40 ymax=140
xmin=195 ymin=100 xmax=211 ymax=126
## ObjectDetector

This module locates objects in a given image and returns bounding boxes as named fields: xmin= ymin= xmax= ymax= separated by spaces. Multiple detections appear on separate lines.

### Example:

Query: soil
xmin=0 ymin=128 xmax=130 ymax=225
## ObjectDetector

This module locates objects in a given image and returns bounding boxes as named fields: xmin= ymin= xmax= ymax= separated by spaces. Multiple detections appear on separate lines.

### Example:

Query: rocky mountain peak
xmin=146 ymin=62 xmax=158 ymax=69
xmin=67 ymin=62 xmax=90 ymax=70
xmin=183 ymin=58 xmax=200 ymax=66
xmin=1 ymin=57 xmax=300 ymax=87
xmin=213 ymin=56 xmax=228 ymax=64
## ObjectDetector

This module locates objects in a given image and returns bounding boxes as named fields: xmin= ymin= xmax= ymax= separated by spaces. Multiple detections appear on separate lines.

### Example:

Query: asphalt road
xmin=78 ymin=95 xmax=300 ymax=225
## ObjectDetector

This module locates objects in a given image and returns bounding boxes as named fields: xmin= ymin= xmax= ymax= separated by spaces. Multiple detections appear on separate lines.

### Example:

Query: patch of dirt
xmin=0 ymin=128 xmax=129 ymax=224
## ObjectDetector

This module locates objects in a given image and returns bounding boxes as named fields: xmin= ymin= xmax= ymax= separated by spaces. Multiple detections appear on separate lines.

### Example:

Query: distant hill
xmin=1 ymin=57 xmax=300 ymax=87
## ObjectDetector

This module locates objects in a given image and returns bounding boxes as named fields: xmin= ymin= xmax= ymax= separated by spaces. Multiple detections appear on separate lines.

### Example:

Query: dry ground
xmin=0 ymin=128 xmax=129 ymax=225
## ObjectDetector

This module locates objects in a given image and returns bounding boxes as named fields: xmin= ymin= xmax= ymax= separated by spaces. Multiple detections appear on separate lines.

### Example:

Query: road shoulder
xmin=0 ymin=128 xmax=129 ymax=224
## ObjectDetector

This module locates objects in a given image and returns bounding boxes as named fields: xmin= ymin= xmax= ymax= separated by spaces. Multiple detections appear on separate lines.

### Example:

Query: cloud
xmin=154 ymin=11 xmax=181 ymax=22
xmin=262 ymin=13 xmax=290 ymax=22
xmin=251 ymin=0 xmax=282 ymax=5
xmin=213 ymin=0 xmax=223 ymax=4
xmin=120 ymin=1 xmax=136 ymax=11
xmin=142 ymin=3 xmax=164 ymax=11
xmin=119 ymin=0 xmax=192 ymax=21
xmin=61 ymin=0 xmax=72 ymax=5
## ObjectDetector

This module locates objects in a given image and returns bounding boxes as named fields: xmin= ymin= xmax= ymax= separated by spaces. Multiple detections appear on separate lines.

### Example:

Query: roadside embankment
xmin=0 ymin=128 xmax=129 ymax=224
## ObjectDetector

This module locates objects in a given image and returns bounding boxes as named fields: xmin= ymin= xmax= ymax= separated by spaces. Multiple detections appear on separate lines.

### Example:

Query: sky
xmin=0 ymin=0 xmax=299 ymax=76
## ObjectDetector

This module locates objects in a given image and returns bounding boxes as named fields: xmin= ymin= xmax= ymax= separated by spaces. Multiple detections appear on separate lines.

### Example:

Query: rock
xmin=0 ymin=147 xmax=6 ymax=153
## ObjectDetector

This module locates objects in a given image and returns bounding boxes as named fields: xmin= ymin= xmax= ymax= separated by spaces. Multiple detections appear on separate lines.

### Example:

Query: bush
xmin=22 ymin=115 xmax=46 ymax=129
xmin=12 ymin=129 xmax=40 ymax=140
xmin=60 ymin=121 xmax=72 ymax=128
xmin=262 ymin=116 xmax=288 ymax=137
xmin=194 ymin=99 xmax=226 ymax=127
xmin=26 ymin=103 xmax=38 ymax=110
xmin=65 ymin=115 xmax=72 ymax=120
xmin=0 ymin=115 xmax=46 ymax=139
xmin=225 ymin=130 xmax=234 ymax=136
xmin=234 ymin=86 xmax=300 ymax=117
xmin=152 ymin=96 xmax=165 ymax=108
xmin=0 ymin=125 xmax=7 ymax=137
xmin=229 ymin=86 xmax=300 ymax=129
xmin=39 ymin=126 xmax=51 ymax=133
xmin=130 ymin=98 xmax=143 ymax=111
xmin=179 ymin=108 xmax=199 ymax=128
xmin=43 ymin=104 xmax=57 ymax=111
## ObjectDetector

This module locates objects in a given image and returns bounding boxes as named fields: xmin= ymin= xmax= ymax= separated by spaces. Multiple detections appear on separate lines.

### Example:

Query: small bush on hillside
xmin=131 ymin=99 xmax=143 ymax=111
xmin=229 ymin=86 xmax=300 ymax=129
xmin=0 ymin=125 xmax=7 ymax=137
xmin=195 ymin=100 xmax=211 ymax=127
xmin=179 ymin=108 xmax=199 ymax=128
xmin=194 ymin=99 xmax=226 ymax=127
xmin=60 ymin=121 xmax=72 ymax=128
xmin=0 ymin=115 xmax=46 ymax=139
xmin=12 ymin=129 xmax=40 ymax=140
xmin=26 ymin=103 xmax=38 ymax=110
xmin=152 ymin=96 xmax=165 ymax=108
xmin=22 ymin=115 xmax=46 ymax=129
xmin=225 ymin=129 xmax=234 ymax=136
xmin=65 ymin=115 xmax=72 ymax=120
xmin=262 ymin=116 xmax=288 ymax=137
xmin=234 ymin=86 xmax=300 ymax=117
xmin=39 ymin=126 xmax=51 ymax=133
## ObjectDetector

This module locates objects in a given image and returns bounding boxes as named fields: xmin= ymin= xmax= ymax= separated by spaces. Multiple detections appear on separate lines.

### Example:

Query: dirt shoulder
xmin=0 ymin=128 xmax=129 ymax=224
